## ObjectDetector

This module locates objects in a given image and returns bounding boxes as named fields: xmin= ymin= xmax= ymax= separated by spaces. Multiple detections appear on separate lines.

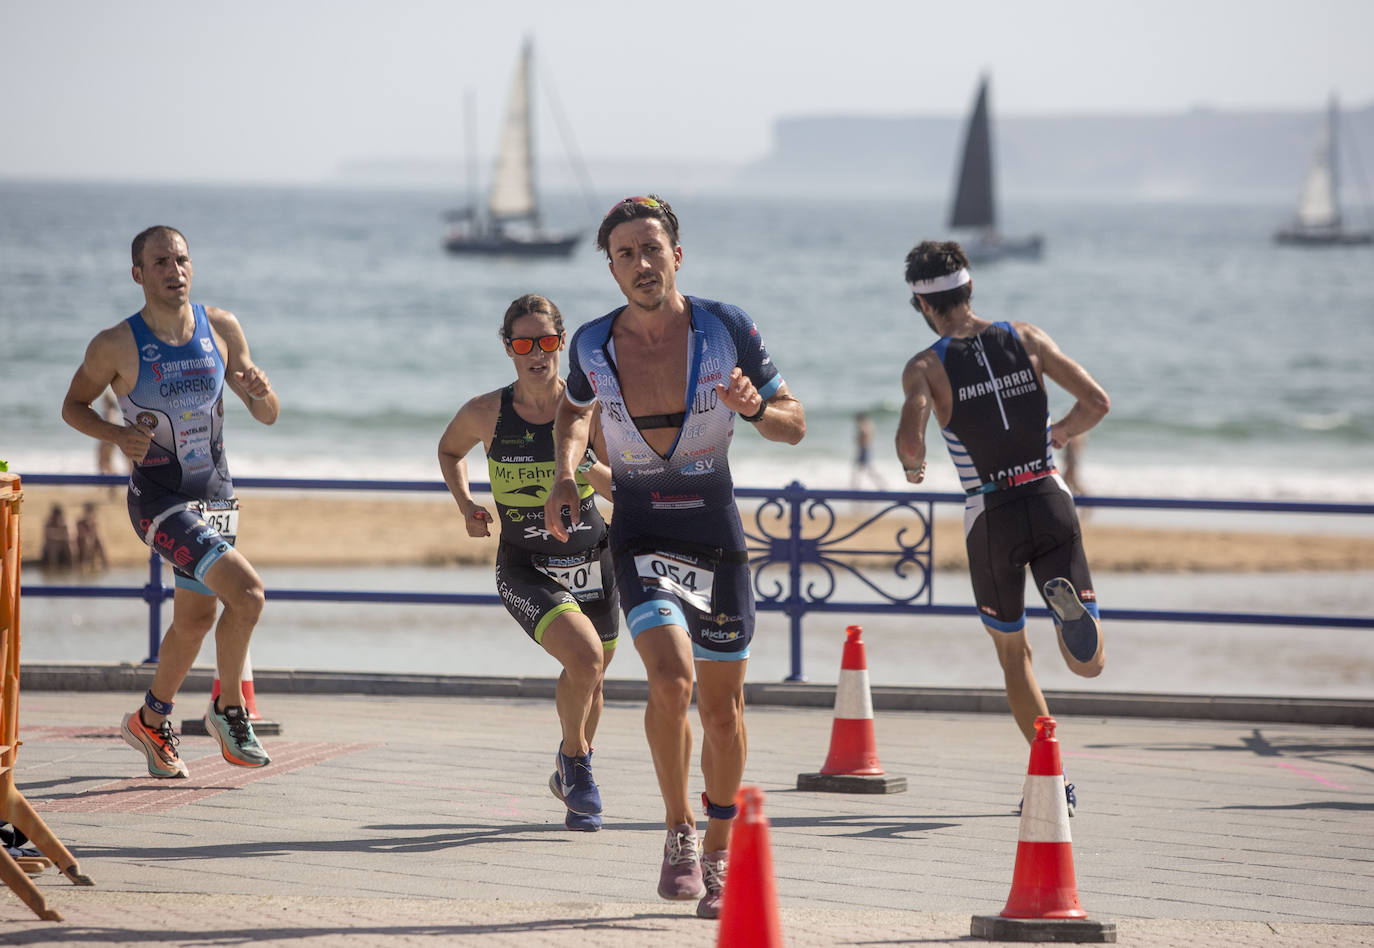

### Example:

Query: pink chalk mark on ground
xmin=1275 ymin=760 xmax=1348 ymax=790
xmin=35 ymin=741 xmax=377 ymax=813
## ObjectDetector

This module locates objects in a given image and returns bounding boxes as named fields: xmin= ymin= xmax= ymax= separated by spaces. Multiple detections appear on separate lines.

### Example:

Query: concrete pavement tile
xmin=3 ymin=690 xmax=1372 ymax=944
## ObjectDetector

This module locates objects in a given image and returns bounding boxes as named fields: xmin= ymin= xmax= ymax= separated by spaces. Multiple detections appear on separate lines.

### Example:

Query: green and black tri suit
xmin=487 ymin=385 xmax=618 ymax=646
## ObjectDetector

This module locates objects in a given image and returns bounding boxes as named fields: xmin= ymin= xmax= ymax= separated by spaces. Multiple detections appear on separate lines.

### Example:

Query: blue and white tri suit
xmin=119 ymin=304 xmax=236 ymax=595
xmin=564 ymin=296 xmax=783 ymax=660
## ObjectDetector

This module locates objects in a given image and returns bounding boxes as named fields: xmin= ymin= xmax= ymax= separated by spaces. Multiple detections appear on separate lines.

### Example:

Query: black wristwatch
xmin=740 ymin=401 xmax=767 ymax=423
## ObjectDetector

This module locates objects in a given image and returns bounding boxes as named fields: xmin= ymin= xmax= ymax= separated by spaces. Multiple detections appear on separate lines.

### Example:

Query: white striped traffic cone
xmin=796 ymin=626 xmax=906 ymax=793
xmin=971 ymin=716 xmax=1114 ymax=941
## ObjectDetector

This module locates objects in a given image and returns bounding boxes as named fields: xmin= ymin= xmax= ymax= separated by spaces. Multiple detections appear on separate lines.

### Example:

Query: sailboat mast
xmin=465 ymin=88 xmax=478 ymax=214
xmin=1328 ymin=94 xmax=1342 ymax=229
xmin=521 ymin=39 xmax=541 ymax=230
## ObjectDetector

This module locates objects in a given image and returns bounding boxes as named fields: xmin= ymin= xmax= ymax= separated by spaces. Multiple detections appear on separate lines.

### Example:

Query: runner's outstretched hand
xmin=716 ymin=366 xmax=762 ymax=418
xmin=543 ymin=476 xmax=581 ymax=543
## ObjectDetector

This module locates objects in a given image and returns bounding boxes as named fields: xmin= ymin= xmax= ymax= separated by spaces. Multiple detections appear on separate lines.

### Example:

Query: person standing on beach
xmin=61 ymin=225 xmax=277 ymax=778
xmin=544 ymin=195 xmax=805 ymax=918
xmin=74 ymin=501 xmax=108 ymax=573
xmin=895 ymin=240 xmax=1108 ymax=811
xmin=40 ymin=504 xmax=74 ymax=571
xmin=437 ymin=293 xmax=620 ymax=833
xmin=851 ymin=411 xmax=886 ymax=490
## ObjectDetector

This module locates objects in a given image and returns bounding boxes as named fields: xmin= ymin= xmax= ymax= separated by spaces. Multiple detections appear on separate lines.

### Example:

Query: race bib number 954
xmin=633 ymin=551 xmax=714 ymax=613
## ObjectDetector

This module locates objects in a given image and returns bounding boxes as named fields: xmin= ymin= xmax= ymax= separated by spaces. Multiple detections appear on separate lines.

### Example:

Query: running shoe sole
xmin=565 ymin=810 xmax=602 ymax=832
xmin=119 ymin=711 xmax=189 ymax=779
xmin=1043 ymin=577 xmax=1100 ymax=663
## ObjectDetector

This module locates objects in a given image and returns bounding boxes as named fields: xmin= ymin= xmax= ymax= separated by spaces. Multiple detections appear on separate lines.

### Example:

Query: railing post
xmin=926 ymin=499 xmax=939 ymax=607
xmin=784 ymin=480 xmax=807 ymax=682
xmin=143 ymin=549 xmax=165 ymax=664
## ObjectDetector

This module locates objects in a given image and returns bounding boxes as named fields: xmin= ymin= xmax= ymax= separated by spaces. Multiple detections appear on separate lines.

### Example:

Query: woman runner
xmin=438 ymin=293 xmax=619 ymax=831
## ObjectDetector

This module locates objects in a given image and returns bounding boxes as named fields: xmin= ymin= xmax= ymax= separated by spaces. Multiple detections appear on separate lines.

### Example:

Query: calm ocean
xmin=3 ymin=179 xmax=1373 ymax=501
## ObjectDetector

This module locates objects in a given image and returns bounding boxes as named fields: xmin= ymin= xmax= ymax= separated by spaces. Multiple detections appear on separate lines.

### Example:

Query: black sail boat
xmin=444 ymin=39 xmax=579 ymax=257
xmin=1274 ymin=94 xmax=1372 ymax=246
xmin=947 ymin=76 xmax=1043 ymax=262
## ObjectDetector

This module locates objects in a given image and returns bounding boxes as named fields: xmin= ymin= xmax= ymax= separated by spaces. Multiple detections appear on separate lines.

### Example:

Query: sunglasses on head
xmin=605 ymin=195 xmax=662 ymax=217
xmin=507 ymin=333 xmax=563 ymax=355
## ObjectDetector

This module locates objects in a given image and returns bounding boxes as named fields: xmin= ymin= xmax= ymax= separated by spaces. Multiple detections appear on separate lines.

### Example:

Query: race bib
xmin=196 ymin=498 xmax=240 ymax=538
xmin=536 ymin=557 xmax=604 ymax=602
xmin=634 ymin=551 xmax=714 ymax=613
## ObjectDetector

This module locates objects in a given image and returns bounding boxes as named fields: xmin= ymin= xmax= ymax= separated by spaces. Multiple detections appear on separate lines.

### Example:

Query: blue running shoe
xmin=1043 ymin=577 xmax=1100 ymax=663
xmin=548 ymin=746 xmax=602 ymax=816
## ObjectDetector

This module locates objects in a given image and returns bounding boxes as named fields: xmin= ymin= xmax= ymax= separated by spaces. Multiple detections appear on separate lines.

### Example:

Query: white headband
xmin=907 ymin=268 xmax=971 ymax=295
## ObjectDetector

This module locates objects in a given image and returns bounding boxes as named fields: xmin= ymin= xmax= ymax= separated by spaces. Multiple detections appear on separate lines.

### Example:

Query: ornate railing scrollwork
xmin=743 ymin=482 xmax=936 ymax=609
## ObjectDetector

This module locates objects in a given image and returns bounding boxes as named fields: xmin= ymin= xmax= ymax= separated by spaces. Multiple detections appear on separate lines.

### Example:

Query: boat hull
xmin=1274 ymin=228 xmax=1373 ymax=246
xmin=963 ymin=233 xmax=1046 ymax=263
xmin=443 ymin=234 xmax=581 ymax=257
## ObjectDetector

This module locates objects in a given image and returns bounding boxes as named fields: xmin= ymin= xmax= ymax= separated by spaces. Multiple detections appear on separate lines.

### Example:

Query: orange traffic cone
xmin=797 ymin=626 xmax=906 ymax=793
xmin=716 ymin=786 xmax=783 ymax=948
xmin=971 ymin=716 xmax=1114 ymax=942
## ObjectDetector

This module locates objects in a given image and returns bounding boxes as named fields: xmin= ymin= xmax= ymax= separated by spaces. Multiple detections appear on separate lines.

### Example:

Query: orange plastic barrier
xmin=1 ymin=472 xmax=94 ymax=920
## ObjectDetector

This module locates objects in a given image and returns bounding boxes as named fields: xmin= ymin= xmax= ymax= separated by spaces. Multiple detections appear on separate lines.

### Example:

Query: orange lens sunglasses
xmin=508 ymin=334 xmax=562 ymax=355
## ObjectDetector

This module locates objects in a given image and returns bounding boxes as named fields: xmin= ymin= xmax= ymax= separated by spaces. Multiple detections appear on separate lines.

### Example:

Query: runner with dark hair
xmin=546 ymin=195 xmax=806 ymax=918
xmin=438 ymin=293 xmax=619 ymax=832
xmin=896 ymin=239 xmax=1110 ymax=813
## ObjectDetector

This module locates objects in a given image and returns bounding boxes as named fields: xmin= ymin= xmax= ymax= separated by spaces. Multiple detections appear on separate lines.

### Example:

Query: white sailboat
xmin=1274 ymin=95 xmax=1372 ymax=246
xmin=444 ymin=39 xmax=580 ymax=257
xmin=946 ymin=75 xmax=1043 ymax=262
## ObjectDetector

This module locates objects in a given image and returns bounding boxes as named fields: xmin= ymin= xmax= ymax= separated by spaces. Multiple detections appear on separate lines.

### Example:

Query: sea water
xmin=3 ymin=180 xmax=1373 ymax=502
xmin=3 ymin=180 xmax=1372 ymax=698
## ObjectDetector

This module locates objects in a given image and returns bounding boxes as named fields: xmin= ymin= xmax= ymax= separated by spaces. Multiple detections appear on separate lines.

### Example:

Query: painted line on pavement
xmin=36 ymin=741 xmax=377 ymax=813
xmin=1275 ymin=759 xmax=1349 ymax=790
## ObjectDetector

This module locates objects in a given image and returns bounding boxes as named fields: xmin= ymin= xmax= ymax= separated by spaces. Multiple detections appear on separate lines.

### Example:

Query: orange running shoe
xmin=120 ymin=709 xmax=190 ymax=778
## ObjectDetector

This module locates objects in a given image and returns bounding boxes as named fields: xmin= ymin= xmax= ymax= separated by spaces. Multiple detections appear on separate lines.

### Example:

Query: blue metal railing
xmin=19 ymin=473 xmax=1374 ymax=681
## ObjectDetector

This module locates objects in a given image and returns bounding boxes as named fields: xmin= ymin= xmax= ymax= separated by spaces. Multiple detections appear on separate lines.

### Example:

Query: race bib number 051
xmin=536 ymin=559 xmax=603 ymax=601
xmin=197 ymin=499 xmax=240 ymax=538
xmin=634 ymin=551 xmax=714 ymax=613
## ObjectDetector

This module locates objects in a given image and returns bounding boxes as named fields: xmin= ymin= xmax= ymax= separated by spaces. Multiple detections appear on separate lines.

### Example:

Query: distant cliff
xmin=732 ymin=104 xmax=1374 ymax=202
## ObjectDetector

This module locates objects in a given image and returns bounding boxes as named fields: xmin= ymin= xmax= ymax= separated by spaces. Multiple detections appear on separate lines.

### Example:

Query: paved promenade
xmin=2 ymin=687 xmax=1373 ymax=946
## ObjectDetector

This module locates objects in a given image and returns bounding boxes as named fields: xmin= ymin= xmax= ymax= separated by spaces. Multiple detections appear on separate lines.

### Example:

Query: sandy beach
xmin=17 ymin=484 xmax=1374 ymax=574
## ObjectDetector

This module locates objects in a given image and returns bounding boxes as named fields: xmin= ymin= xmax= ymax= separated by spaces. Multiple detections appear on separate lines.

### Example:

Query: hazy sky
xmin=3 ymin=0 xmax=1372 ymax=184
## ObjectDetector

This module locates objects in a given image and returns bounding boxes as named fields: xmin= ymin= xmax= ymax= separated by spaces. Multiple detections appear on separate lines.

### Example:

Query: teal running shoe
xmin=204 ymin=700 xmax=270 ymax=768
